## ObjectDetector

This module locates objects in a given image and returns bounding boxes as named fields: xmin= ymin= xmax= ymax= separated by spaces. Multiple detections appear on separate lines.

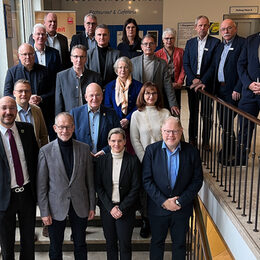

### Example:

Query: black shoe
xmin=70 ymin=234 xmax=73 ymax=241
xmin=42 ymin=225 xmax=49 ymax=237
xmin=140 ymin=218 xmax=150 ymax=238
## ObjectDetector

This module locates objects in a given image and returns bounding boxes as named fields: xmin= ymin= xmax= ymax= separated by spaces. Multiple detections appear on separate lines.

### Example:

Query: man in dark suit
xmin=0 ymin=96 xmax=39 ymax=260
xmin=29 ymin=12 xmax=71 ymax=70
xmin=183 ymin=15 xmax=220 ymax=148
xmin=210 ymin=19 xmax=245 ymax=163
xmin=4 ymin=44 xmax=53 ymax=128
xmin=131 ymin=34 xmax=179 ymax=115
xmin=236 ymin=32 xmax=260 ymax=165
xmin=142 ymin=116 xmax=203 ymax=260
xmin=37 ymin=112 xmax=95 ymax=259
xmin=86 ymin=24 xmax=120 ymax=86
xmin=70 ymin=13 xmax=98 ymax=52
xmin=70 ymin=83 xmax=120 ymax=158
xmin=55 ymin=44 xmax=102 ymax=115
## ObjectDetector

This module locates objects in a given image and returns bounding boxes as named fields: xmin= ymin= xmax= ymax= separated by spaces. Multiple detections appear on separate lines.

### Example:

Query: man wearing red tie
xmin=0 ymin=96 xmax=39 ymax=260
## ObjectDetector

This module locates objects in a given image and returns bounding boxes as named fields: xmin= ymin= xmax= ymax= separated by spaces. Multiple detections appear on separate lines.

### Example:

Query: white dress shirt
xmin=197 ymin=35 xmax=208 ymax=75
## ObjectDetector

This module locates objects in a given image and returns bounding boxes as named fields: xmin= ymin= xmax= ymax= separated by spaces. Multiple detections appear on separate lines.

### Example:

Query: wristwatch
xmin=175 ymin=199 xmax=181 ymax=207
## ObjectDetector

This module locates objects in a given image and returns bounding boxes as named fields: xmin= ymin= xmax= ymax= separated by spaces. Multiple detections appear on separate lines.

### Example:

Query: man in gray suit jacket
xmin=86 ymin=24 xmax=120 ymax=87
xmin=131 ymin=34 xmax=179 ymax=115
xmin=55 ymin=44 xmax=102 ymax=115
xmin=37 ymin=112 xmax=95 ymax=259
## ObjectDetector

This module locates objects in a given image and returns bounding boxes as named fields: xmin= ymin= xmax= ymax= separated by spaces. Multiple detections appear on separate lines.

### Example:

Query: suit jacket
xmin=70 ymin=31 xmax=97 ymax=52
xmin=86 ymin=46 xmax=120 ymax=86
xmin=142 ymin=141 xmax=203 ymax=217
xmin=0 ymin=122 xmax=39 ymax=211
xmin=237 ymin=32 xmax=260 ymax=102
xmin=117 ymin=39 xmax=142 ymax=59
xmin=131 ymin=54 xmax=178 ymax=108
xmin=29 ymin=33 xmax=71 ymax=70
xmin=95 ymin=151 xmax=141 ymax=214
xmin=55 ymin=67 xmax=102 ymax=115
xmin=104 ymin=79 xmax=142 ymax=120
xmin=155 ymin=47 xmax=185 ymax=85
xmin=16 ymin=104 xmax=48 ymax=148
xmin=183 ymin=35 xmax=220 ymax=91
xmin=210 ymin=35 xmax=245 ymax=103
xmin=4 ymin=62 xmax=53 ymax=119
xmin=37 ymin=139 xmax=96 ymax=221
xmin=70 ymin=104 xmax=120 ymax=153
xmin=34 ymin=46 xmax=61 ymax=78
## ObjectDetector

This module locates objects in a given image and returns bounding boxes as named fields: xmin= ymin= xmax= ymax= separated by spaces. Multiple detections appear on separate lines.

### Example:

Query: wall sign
xmin=230 ymin=6 xmax=259 ymax=14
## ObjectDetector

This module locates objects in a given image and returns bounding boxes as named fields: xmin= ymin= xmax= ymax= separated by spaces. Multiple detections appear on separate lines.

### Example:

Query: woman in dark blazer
xmin=95 ymin=128 xmax=141 ymax=260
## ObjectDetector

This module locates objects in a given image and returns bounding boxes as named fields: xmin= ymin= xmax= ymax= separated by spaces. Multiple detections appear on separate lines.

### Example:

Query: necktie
xmin=7 ymin=129 xmax=24 ymax=187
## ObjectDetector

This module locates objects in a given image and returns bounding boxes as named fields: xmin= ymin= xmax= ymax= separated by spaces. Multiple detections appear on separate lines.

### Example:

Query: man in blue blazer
xmin=210 ymin=19 xmax=245 ymax=163
xmin=236 ymin=32 xmax=260 ymax=164
xmin=143 ymin=116 xmax=203 ymax=260
xmin=183 ymin=15 xmax=220 ymax=148
xmin=70 ymin=83 xmax=120 ymax=157
xmin=0 ymin=96 xmax=39 ymax=260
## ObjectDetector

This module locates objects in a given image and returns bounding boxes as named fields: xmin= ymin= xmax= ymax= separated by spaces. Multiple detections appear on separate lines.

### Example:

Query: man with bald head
xmin=70 ymin=83 xmax=120 ymax=157
xmin=208 ymin=19 xmax=245 ymax=164
xmin=29 ymin=12 xmax=71 ymax=69
xmin=0 ymin=96 xmax=39 ymax=260
xmin=142 ymin=116 xmax=203 ymax=259
xmin=4 ymin=43 xmax=55 ymax=138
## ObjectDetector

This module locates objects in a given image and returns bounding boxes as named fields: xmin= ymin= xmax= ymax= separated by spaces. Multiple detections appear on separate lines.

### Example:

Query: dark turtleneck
xmin=98 ymin=45 xmax=109 ymax=76
xmin=58 ymin=137 xmax=74 ymax=180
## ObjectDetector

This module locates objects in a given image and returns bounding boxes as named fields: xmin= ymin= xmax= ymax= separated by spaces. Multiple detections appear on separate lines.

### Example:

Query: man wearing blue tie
xmin=142 ymin=116 xmax=203 ymax=260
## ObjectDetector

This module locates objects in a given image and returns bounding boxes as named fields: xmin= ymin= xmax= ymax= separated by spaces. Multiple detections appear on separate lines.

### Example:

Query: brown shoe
xmin=42 ymin=225 xmax=49 ymax=237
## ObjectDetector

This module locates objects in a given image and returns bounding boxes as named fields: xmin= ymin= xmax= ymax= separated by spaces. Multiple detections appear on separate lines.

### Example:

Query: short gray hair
xmin=55 ymin=112 xmax=74 ymax=125
xmin=141 ymin=33 xmax=157 ymax=45
xmin=95 ymin=24 xmax=109 ymax=33
xmin=162 ymin=28 xmax=176 ymax=39
xmin=84 ymin=13 xmax=97 ymax=23
xmin=71 ymin=44 xmax=87 ymax=55
xmin=33 ymin=23 xmax=46 ymax=34
xmin=14 ymin=79 xmax=31 ymax=90
xmin=195 ymin=15 xmax=209 ymax=25
xmin=113 ymin=56 xmax=133 ymax=74
xmin=108 ymin=128 xmax=126 ymax=141
xmin=162 ymin=116 xmax=183 ymax=129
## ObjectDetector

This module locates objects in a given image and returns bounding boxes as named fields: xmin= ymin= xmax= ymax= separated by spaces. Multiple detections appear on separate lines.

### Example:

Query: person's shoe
xmin=34 ymin=233 xmax=38 ymax=241
xmin=140 ymin=218 xmax=150 ymax=238
xmin=70 ymin=234 xmax=73 ymax=241
xmin=42 ymin=225 xmax=49 ymax=237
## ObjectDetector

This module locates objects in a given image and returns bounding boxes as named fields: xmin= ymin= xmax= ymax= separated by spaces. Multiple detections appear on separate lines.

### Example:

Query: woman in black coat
xmin=95 ymin=128 xmax=141 ymax=260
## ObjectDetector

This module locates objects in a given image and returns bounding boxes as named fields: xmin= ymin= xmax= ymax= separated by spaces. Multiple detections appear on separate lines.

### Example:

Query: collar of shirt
xmin=34 ymin=46 xmax=46 ymax=54
xmin=162 ymin=141 xmax=181 ymax=155
xmin=72 ymin=67 xmax=84 ymax=79
xmin=47 ymin=32 xmax=57 ymax=39
xmin=197 ymin=34 xmax=208 ymax=43
xmin=0 ymin=122 xmax=18 ymax=137
xmin=88 ymin=104 xmax=100 ymax=114
xmin=223 ymin=36 xmax=234 ymax=46
xmin=17 ymin=104 xmax=31 ymax=114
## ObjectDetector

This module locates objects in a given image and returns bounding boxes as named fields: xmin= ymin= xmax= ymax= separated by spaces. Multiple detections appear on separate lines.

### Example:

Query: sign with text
xmin=230 ymin=6 xmax=259 ymax=14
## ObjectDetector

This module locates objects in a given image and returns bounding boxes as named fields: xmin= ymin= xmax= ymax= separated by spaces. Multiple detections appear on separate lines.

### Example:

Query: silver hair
xmin=14 ymin=79 xmax=31 ymax=90
xmin=71 ymin=44 xmax=87 ymax=55
xmin=55 ymin=112 xmax=74 ymax=125
xmin=162 ymin=28 xmax=176 ymax=39
xmin=162 ymin=116 xmax=183 ymax=129
xmin=113 ymin=56 xmax=133 ymax=74
xmin=33 ymin=23 xmax=46 ymax=34
xmin=108 ymin=128 xmax=126 ymax=141
xmin=84 ymin=13 xmax=97 ymax=23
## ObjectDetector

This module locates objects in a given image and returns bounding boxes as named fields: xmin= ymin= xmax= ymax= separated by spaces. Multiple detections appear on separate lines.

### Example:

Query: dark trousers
xmin=187 ymin=88 xmax=212 ymax=145
xmin=149 ymin=213 xmax=190 ymax=260
xmin=48 ymin=204 xmax=88 ymax=260
xmin=100 ymin=205 xmax=135 ymax=260
xmin=0 ymin=185 xmax=36 ymax=260
xmin=237 ymin=97 xmax=260 ymax=163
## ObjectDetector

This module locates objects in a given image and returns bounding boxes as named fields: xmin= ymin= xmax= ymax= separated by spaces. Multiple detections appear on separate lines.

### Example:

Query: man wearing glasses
xmin=55 ymin=44 xmax=102 ymax=114
xmin=70 ymin=13 xmax=98 ymax=52
xmin=142 ymin=116 xmax=203 ymax=260
xmin=37 ymin=112 xmax=95 ymax=260
xmin=131 ymin=34 xmax=179 ymax=115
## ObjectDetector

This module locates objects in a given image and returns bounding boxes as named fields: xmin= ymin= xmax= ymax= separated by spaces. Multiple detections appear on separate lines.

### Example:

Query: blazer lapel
xmin=69 ymin=140 xmax=79 ymax=185
xmin=119 ymin=152 xmax=128 ymax=183
xmin=153 ymin=57 xmax=160 ymax=81
xmin=53 ymin=140 xmax=70 ymax=183
xmin=0 ymin=135 xmax=10 ymax=171
xmin=98 ymin=106 xmax=105 ymax=141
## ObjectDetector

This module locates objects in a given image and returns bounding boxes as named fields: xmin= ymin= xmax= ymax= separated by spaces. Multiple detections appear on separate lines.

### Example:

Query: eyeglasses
xmin=19 ymin=53 xmax=34 ymax=57
xmin=55 ymin=125 xmax=74 ymax=131
xmin=14 ymin=90 xmax=31 ymax=94
xmin=86 ymin=22 xmax=97 ymax=26
xmin=220 ymin=26 xmax=233 ymax=32
xmin=71 ymin=55 xmax=86 ymax=59
xmin=164 ymin=37 xmax=174 ymax=41
xmin=126 ymin=26 xmax=136 ymax=30
xmin=144 ymin=92 xmax=158 ymax=96
xmin=34 ymin=33 xmax=47 ymax=37
xmin=142 ymin=42 xmax=155 ymax=47
xmin=163 ymin=129 xmax=181 ymax=135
